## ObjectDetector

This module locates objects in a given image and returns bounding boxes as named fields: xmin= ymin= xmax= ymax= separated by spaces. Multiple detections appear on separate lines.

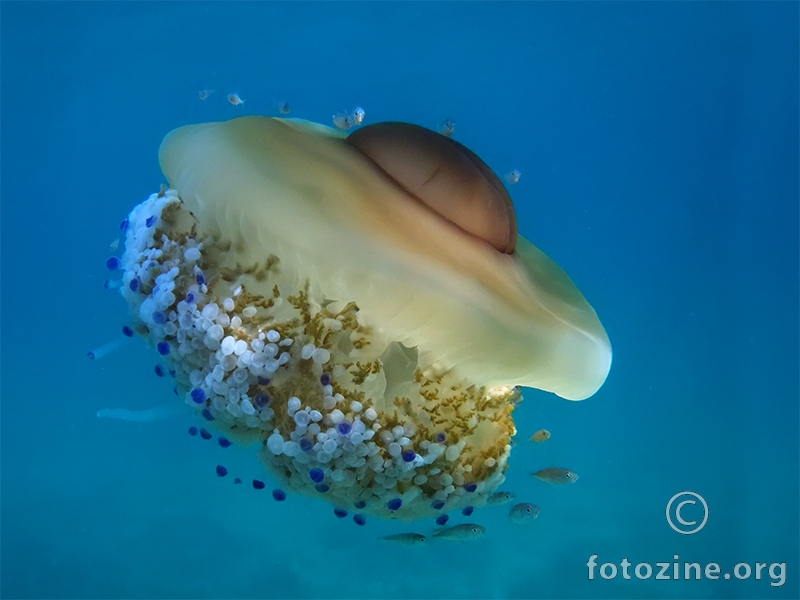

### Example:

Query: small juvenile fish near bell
xmin=198 ymin=88 xmax=215 ymax=100
xmin=504 ymin=169 xmax=521 ymax=184
xmin=380 ymin=532 xmax=426 ymax=545
xmin=486 ymin=491 xmax=516 ymax=506
xmin=508 ymin=503 xmax=540 ymax=524
xmin=274 ymin=99 xmax=291 ymax=115
xmin=227 ymin=93 xmax=245 ymax=106
xmin=332 ymin=111 xmax=354 ymax=130
xmin=530 ymin=429 xmax=551 ymax=443
xmin=432 ymin=523 xmax=485 ymax=542
xmin=438 ymin=118 xmax=456 ymax=137
xmin=532 ymin=467 xmax=579 ymax=485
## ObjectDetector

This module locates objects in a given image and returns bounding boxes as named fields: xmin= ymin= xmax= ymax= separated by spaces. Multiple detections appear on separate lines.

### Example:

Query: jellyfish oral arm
xmin=86 ymin=337 xmax=130 ymax=360
xmin=96 ymin=403 xmax=183 ymax=422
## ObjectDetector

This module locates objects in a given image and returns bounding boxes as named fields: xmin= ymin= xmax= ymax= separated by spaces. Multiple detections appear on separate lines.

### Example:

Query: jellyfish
xmin=112 ymin=116 xmax=611 ymax=521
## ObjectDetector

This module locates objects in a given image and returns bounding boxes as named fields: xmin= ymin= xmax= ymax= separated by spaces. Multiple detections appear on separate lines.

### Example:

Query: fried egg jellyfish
xmin=116 ymin=116 xmax=610 ymax=521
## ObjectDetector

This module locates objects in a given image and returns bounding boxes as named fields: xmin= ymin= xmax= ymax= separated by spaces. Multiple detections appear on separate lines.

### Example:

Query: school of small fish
xmin=192 ymin=93 xmax=527 ymax=196
xmin=198 ymin=90 xmax=370 ymax=132
xmin=332 ymin=107 xmax=366 ymax=130
xmin=372 ymin=430 xmax=581 ymax=542
xmin=192 ymin=91 xmax=532 ymax=206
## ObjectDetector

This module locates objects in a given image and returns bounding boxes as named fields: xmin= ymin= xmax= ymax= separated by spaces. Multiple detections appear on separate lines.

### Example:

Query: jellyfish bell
xmin=158 ymin=116 xmax=609 ymax=396
xmin=345 ymin=121 xmax=517 ymax=254
xmin=117 ymin=115 xmax=610 ymax=521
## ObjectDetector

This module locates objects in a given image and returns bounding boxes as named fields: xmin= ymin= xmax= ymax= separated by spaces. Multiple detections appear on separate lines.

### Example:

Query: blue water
xmin=1 ymin=2 xmax=797 ymax=598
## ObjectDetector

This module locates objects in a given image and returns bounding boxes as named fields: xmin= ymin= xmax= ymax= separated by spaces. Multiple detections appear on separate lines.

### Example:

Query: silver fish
xmin=508 ymin=503 xmax=540 ymax=523
xmin=532 ymin=467 xmax=579 ymax=485
xmin=486 ymin=491 xmax=516 ymax=506
xmin=438 ymin=118 xmax=455 ymax=137
xmin=227 ymin=92 xmax=245 ymax=106
xmin=529 ymin=429 xmax=551 ymax=443
xmin=332 ymin=112 xmax=354 ymax=130
xmin=504 ymin=169 xmax=521 ymax=184
xmin=381 ymin=533 xmax=426 ymax=545
xmin=432 ymin=523 xmax=485 ymax=542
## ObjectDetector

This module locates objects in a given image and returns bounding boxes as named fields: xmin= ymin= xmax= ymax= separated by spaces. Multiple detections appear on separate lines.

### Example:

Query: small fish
xmin=530 ymin=429 xmax=551 ymax=443
xmin=509 ymin=503 xmax=540 ymax=523
xmin=532 ymin=467 xmax=579 ymax=485
xmin=381 ymin=532 xmax=426 ymax=545
xmin=351 ymin=106 xmax=365 ymax=125
xmin=438 ymin=118 xmax=456 ymax=137
xmin=109 ymin=238 xmax=119 ymax=251
xmin=333 ymin=111 xmax=354 ymax=130
xmin=274 ymin=99 xmax=291 ymax=115
xmin=198 ymin=88 xmax=215 ymax=100
xmin=227 ymin=93 xmax=245 ymax=106
xmin=504 ymin=169 xmax=521 ymax=184
xmin=432 ymin=523 xmax=485 ymax=542
xmin=486 ymin=491 xmax=516 ymax=506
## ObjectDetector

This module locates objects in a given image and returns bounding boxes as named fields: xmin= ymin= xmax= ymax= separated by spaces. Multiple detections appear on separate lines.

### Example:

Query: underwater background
xmin=1 ymin=2 xmax=797 ymax=599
